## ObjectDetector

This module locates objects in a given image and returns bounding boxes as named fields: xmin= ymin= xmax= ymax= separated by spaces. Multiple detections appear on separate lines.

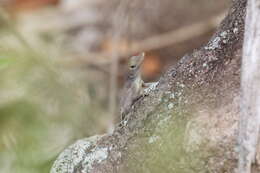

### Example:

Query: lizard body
xmin=120 ymin=53 xmax=145 ymax=120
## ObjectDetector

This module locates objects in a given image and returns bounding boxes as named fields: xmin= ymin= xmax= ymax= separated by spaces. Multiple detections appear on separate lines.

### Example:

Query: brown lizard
xmin=120 ymin=52 xmax=145 ymax=120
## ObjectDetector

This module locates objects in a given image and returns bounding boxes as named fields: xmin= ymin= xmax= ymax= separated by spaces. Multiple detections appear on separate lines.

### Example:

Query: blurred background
xmin=0 ymin=0 xmax=229 ymax=172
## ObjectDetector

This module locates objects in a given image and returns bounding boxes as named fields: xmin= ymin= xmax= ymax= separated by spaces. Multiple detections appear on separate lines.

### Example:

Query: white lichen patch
xmin=170 ymin=93 xmax=175 ymax=99
xmin=167 ymin=103 xmax=174 ymax=110
xmin=220 ymin=31 xmax=227 ymax=38
xmin=233 ymin=28 xmax=238 ymax=34
xmin=222 ymin=39 xmax=228 ymax=44
xmin=179 ymin=83 xmax=185 ymax=88
xmin=205 ymin=31 xmax=230 ymax=50
xmin=177 ymin=91 xmax=182 ymax=97
xmin=82 ymin=147 xmax=108 ymax=172
xmin=220 ymin=31 xmax=230 ymax=44
xmin=148 ymin=136 xmax=160 ymax=144
xmin=122 ymin=119 xmax=128 ymax=126
xmin=144 ymin=82 xmax=159 ymax=93
xmin=50 ymin=135 xmax=105 ymax=173
xmin=205 ymin=37 xmax=221 ymax=50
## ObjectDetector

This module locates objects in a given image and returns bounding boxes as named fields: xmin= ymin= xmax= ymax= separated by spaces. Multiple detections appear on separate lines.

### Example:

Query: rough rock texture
xmin=51 ymin=135 xmax=107 ymax=173
xmin=51 ymin=0 xmax=260 ymax=172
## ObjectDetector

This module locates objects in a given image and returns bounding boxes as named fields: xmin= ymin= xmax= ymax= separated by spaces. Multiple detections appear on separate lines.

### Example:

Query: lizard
xmin=120 ymin=52 xmax=146 ymax=120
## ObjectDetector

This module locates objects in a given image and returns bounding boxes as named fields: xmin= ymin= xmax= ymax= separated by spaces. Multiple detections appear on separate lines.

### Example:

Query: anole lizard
xmin=120 ymin=52 xmax=145 ymax=120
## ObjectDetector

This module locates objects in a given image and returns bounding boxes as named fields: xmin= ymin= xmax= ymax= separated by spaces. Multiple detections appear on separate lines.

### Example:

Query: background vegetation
xmin=0 ymin=11 xmax=108 ymax=173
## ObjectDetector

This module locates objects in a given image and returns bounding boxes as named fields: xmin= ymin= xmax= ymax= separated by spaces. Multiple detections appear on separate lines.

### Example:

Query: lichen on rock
xmin=51 ymin=135 xmax=106 ymax=173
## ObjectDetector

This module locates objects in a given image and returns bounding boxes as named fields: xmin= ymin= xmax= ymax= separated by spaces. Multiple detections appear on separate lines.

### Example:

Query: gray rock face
xmin=51 ymin=135 xmax=108 ymax=173
xmin=50 ymin=0 xmax=260 ymax=172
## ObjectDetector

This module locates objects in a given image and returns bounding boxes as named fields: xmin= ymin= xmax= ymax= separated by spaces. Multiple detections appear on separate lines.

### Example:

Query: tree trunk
xmin=239 ymin=0 xmax=260 ymax=172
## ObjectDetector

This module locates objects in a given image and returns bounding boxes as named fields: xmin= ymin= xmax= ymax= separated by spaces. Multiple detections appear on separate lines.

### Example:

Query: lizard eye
xmin=130 ymin=65 xmax=136 ymax=69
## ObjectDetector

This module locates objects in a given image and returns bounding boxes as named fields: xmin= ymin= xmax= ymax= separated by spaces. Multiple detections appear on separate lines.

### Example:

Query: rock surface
xmin=51 ymin=0 xmax=260 ymax=172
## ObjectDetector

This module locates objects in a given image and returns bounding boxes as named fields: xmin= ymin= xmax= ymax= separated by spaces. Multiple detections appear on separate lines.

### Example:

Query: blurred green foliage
xmin=0 ymin=11 xmax=107 ymax=173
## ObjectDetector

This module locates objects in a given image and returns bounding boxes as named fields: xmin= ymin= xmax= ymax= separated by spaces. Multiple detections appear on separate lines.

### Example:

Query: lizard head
xmin=128 ymin=52 xmax=145 ymax=70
